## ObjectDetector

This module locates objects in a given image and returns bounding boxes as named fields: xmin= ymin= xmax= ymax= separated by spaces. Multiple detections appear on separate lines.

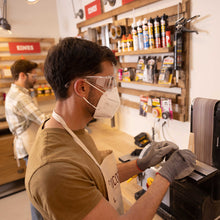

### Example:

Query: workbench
xmin=0 ymin=121 xmax=26 ymax=186
xmin=88 ymin=120 xmax=162 ymax=219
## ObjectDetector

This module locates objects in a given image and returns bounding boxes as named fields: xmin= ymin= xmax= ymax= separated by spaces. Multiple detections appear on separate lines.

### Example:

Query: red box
xmin=122 ymin=0 xmax=135 ymax=5
xmin=8 ymin=42 xmax=41 ymax=54
xmin=85 ymin=0 xmax=102 ymax=20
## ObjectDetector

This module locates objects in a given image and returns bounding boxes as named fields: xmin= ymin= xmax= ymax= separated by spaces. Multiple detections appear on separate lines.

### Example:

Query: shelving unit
xmin=77 ymin=0 xmax=190 ymax=121
xmin=0 ymin=37 xmax=55 ymax=186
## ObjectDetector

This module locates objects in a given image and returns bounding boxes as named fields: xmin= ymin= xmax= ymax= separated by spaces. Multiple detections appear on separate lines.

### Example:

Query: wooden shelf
xmin=116 ymin=47 xmax=173 ymax=56
xmin=77 ymin=0 xmax=160 ymax=29
xmin=36 ymin=94 xmax=55 ymax=102
xmin=118 ymin=80 xmax=176 ymax=88
xmin=118 ymin=86 xmax=179 ymax=100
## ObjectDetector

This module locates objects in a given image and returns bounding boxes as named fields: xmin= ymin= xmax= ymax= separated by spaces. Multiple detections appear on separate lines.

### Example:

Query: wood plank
xmin=0 ymin=45 xmax=52 ymax=53
xmin=0 ymin=37 xmax=55 ymax=44
xmin=118 ymin=80 xmax=175 ymax=88
xmin=0 ymin=55 xmax=47 ymax=61
xmin=36 ymin=94 xmax=55 ymax=102
xmin=77 ymin=0 xmax=161 ymax=28
xmin=115 ymin=47 xmax=173 ymax=56
xmin=118 ymin=87 xmax=178 ymax=100
xmin=0 ymin=134 xmax=26 ymax=185
xmin=127 ymin=4 xmax=184 ymax=26
xmin=120 ymin=62 xmax=137 ymax=68
xmin=0 ymin=82 xmax=11 ymax=88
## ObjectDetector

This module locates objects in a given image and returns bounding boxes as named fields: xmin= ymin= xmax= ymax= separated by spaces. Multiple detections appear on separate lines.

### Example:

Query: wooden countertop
xmin=0 ymin=121 xmax=9 ymax=131
xmin=88 ymin=120 xmax=162 ymax=219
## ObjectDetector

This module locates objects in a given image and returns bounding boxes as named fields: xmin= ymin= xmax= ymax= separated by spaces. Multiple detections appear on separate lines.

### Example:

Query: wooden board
xmin=77 ymin=0 xmax=161 ymax=29
xmin=0 ymin=134 xmax=26 ymax=186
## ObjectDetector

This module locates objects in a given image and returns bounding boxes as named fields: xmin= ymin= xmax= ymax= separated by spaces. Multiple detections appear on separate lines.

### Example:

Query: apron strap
xmin=52 ymin=111 xmax=101 ymax=169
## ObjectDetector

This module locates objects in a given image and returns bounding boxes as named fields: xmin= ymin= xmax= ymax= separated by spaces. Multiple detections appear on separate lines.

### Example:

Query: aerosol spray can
xmin=161 ymin=14 xmax=168 ymax=48
xmin=148 ymin=18 xmax=155 ymax=49
xmin=131 ymin=22 xmax=139 ymax=51
xmin=137 ymin=20 xmax=144 ymax=50
xmin=154 ymin=16 xmax=161 ymax=48
xmin=142 ymin=18 xmax=149 ymax=50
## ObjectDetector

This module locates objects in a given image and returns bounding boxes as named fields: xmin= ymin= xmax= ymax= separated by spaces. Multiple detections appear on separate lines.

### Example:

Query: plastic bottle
xmin=131 ymin=22 xmax=139 ymax=51
xmin=121 ymin=35 xmax=127 ymax=52
xmin=154 ymin=16 xmax=161 ymax=48
xmin=127 ymin=34 xmax=133 ymax=51
xmin=161 ymin=14 xmax=168 ymax=48
xmin=148 ymin=17 xmax=155 ymax=49
xmin=142 ymin=18 xmax=149 ymax=50
xmin=137 ymin=20 xmax=144 ymax=50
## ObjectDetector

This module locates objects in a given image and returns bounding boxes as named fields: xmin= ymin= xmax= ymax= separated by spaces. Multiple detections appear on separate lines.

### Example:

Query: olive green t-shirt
xmin=25 ymin=121 xmax=109 ymax=220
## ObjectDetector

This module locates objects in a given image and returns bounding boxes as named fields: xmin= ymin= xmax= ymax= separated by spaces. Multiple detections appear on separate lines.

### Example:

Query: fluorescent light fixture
xmin=26 ymin=0 xmax=40 ymax=5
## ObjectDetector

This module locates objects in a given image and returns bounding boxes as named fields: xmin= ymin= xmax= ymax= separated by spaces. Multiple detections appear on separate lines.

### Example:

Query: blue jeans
xmin=23 ymin=156 xmax=44 ymax=220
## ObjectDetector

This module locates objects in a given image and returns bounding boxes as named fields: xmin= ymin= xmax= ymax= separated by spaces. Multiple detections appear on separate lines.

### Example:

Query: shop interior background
xmin=1 ymin=0 xmax=220 ymax=149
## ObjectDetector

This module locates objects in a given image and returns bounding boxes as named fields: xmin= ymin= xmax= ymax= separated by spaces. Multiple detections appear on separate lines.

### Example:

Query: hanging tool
xmin=174 ymin=15 xmax=200 ymax=83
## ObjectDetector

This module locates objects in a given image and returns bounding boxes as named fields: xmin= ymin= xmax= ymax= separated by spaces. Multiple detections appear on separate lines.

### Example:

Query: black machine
xmin=156 ymin=100 xmax=220 ymax=220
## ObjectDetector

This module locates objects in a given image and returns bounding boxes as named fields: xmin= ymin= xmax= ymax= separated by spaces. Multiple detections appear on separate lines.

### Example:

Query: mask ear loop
xmin=82 ymin=79 xmax=104 ymax=110
xmin=84 ymin=79 xmax=104 ymax=94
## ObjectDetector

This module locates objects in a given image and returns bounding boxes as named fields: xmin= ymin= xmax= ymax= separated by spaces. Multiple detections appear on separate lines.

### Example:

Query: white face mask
xmin=83 ymin=81 xmax=120 ymax=119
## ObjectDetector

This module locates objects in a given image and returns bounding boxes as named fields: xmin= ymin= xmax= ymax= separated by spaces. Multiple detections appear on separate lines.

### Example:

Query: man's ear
xmin=73 ymin=79 xmax=89 ymax=97
xmin=19 ymin=72 xmax=27 ymax=79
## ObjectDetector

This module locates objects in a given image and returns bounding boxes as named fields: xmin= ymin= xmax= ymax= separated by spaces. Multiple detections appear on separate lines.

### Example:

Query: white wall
xmin=0 ymin=0 xmax=60 ymax=39
xmin=53 ymin=0 xmax=220 ymax=148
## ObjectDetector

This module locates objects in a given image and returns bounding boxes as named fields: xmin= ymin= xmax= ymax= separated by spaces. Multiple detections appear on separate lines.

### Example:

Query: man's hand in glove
xmin=159 ymin=149 xmax=196 ymax=183
xmin=136 ymin=141 xmax=179 ymax=171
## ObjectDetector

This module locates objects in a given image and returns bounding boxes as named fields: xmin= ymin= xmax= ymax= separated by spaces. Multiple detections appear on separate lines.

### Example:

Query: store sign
xmin=8 ymin=42 xmax=41 ymax=54
xmin=122 ymin=0 xmax=135 ymax=5
xmin=85 ymin=0 xmax=102 ymax=20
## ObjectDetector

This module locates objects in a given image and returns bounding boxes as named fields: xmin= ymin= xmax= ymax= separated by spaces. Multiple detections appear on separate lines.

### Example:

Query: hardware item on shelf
xmin=152 ymin=97 xmax=162 ymax=118
xmin=148 ymin=17 xmax=155 ymax=49
xmin=131 ymin=21 xmax=139 ymax=51
xmin=118 ymin=68 xmax=123 ymax=81
xmin=117 ymin=40 xmax=122 ymax=52
xmin=135 ymin=56 xmax=146 ymax=81
xmin=116 ymin=25 xmax=126 ymax=38
xmin=174 ymin=15 xmax=200 ymax=83
xmin=160 ymin=14 xmax=168 ymax=48
xmin=166 ymin=29 xmax=171 ymax=47
xmin=143 ymin=56 xmax=157 ymax=83
xmin=110 ymin=25 xmax=117 ymax=39
xmin=127 ymin=33 xmax=134 ymax=51
xmin=121 ymin=34 xmax=127 ymax=52
xmin=142 ymin=18 xmax=149 ymax=50
xmin=122 ymin=67 xmax=136 ymax=82
xmin=137 ymin=19 xmax=144 ymax=50
xmin=139 ymin=95 xmax=149 ymax=117
xmin=158 ymin=56 xmax=174 ymax=85
xmin=154 ymin=16 xmax=161 ymax=48
xmin=161 ymin=98 xmax=173 ymax=119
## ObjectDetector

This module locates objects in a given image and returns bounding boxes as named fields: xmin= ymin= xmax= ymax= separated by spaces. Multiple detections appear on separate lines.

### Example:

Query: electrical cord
xmin=162 ymin=120 xmax=167 ymax=141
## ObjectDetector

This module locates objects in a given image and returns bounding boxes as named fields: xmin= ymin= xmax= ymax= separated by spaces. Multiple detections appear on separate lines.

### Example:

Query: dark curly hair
xmin=10 ymin=59 xmax=38 ymax=81
xmin=44 ymin=37 xmax=117 ymax=100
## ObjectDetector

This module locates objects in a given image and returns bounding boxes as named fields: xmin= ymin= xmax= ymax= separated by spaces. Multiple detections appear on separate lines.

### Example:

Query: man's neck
xmin=14 ymin=80 xmax=25 ymax=88
xmin=52 ymin=98 xmax=91 ymax=131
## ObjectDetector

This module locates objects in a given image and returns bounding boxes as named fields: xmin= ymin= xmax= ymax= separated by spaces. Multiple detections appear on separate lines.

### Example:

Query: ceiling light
xmin=0 ymin=0 xmax=11 ymax=33
xmin=26 ymin=0 xmax=40 ymax=5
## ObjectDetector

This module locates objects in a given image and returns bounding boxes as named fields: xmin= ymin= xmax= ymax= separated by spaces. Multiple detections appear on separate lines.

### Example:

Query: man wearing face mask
xmin=25 ymin=37 xmax=196 ymax=220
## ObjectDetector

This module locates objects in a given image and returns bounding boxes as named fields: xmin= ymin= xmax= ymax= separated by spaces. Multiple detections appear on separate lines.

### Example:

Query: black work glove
xmin=136 ymin=141 xmax=179 ymax=171
xmin=159 ymin=149 xmax=196 ymax=183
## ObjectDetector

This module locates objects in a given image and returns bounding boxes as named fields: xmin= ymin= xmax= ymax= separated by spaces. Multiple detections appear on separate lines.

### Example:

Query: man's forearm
xmin=122 ymin=174 xmax=170 ymax=220
xmin=117 ymin=160 xmax=141 ymax=183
